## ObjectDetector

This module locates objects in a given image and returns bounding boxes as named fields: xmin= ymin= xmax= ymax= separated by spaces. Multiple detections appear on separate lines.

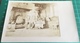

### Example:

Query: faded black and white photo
xmin=2 ymin=1 xmax=79 ymax=42
xmin=5 ymin=2 xmax=60 ymax=37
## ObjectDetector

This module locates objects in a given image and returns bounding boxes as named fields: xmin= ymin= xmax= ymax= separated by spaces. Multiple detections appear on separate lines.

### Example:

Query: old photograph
xmin=5 ymin=2 xmax=60 ymax=37
xmin=2 ymin=1 xmax=79 ymax=42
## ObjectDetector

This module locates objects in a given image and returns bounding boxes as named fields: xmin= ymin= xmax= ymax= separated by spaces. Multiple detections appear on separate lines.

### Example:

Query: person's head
xmin=31 ymin=7 xmax=38 ymax=11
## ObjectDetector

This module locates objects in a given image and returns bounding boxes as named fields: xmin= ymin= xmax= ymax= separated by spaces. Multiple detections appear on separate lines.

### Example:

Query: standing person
xmin=27 ymin=8 xmax=38 ymax=29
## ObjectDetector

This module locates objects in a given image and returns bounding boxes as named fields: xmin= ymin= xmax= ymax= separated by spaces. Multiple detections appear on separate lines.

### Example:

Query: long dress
xmin=27 ymin=10 xmax=38 ymax=29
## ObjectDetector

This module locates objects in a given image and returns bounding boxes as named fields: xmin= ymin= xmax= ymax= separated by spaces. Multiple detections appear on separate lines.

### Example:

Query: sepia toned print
xmin=6 ymin=2 xmax=60 ymax=37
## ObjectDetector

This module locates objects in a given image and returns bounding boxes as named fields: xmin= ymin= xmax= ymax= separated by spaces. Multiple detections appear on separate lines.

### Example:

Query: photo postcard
xmin=1 ymin=1 xmax=79 ymax=42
